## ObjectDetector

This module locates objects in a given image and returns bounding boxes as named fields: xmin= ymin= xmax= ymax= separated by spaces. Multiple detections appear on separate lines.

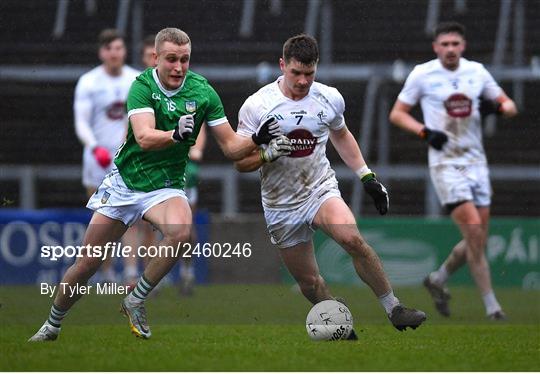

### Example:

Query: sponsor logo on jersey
xmin=152 ymin=93 xmax=161 ymax=101
xmin=287 ymin=128 xmax=317 ymax=158
xmin=164 ymin=179 xmax=172 ymax=187
xmin=185 ymin=101 xmax=197 ymax=113
xmin=290 ymin=110 xmax=307 ymax=115
xmin=444 ymin=93 xmax=472 ymax=118
xmin=106 ymin=101 xmax=126 ymax=120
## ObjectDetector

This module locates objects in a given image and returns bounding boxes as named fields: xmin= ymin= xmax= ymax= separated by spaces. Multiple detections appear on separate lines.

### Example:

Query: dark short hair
xmin=98 ymin=29 xmax=123 ymax=47
xmin=142 ymin=34 xmax=156 ymax=49
xmin=282 ymin=34 xmax=319 ymax=66
xmin=434 ymin=22 xmax=466 ymax=40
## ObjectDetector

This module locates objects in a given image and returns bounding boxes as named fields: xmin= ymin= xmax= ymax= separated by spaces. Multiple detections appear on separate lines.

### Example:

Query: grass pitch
xmin=1 ymin=284 xmax=539 ymax=371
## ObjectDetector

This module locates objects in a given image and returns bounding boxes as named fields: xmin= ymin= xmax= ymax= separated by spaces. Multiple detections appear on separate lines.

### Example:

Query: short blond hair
xmin=155 ymin=28 xmax=191 ymax=53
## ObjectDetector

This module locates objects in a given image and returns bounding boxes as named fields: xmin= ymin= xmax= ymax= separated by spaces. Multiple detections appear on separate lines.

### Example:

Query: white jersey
xmin=398 ymin=58 xmax=502 ymax=166
xmin=74 ymin=65 xmax=139 ymax=152
xmin=238 ymin=77 xmax=346 ymax=210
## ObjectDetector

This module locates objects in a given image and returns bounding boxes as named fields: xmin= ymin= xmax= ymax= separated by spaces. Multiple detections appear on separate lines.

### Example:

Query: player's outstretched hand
xmin=252 ymin=116 xmax=281 ymax=145
xmin=260 ymin=135 xmax=292 ymax=163
xmin=92 ymin=146 xmax=112 ymax=168
xmin=172 ymin=114 xmax=195 ymax=142
xmin=478 ymin=98 xmax=502 ymax=117
xmin=362 ymin=173 xmax=389 ymax=215
xmin=419 ymin=127 xmax=448 ymax=151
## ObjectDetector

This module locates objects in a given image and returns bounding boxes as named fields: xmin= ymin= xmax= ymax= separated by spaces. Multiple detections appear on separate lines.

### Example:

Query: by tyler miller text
xmin=41 ymin=283 xmax=130 ymax=298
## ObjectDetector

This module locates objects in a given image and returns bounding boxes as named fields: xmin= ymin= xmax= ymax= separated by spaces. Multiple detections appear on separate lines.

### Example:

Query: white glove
xmin=260 ymin=135 xmax=292 ymax=163
xmin=172 ymin=114 xmax=195 ymax=142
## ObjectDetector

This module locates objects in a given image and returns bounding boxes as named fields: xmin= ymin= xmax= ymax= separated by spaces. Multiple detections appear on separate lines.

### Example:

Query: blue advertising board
xmin=0 ymin=209 xmax=209 ymax=285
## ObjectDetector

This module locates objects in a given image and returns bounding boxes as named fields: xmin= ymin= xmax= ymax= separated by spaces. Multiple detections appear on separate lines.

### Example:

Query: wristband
xmin=355 ymin=165 xmax=375 ymax=182
xmin=259 ymin=148 xmax=268 ymax=163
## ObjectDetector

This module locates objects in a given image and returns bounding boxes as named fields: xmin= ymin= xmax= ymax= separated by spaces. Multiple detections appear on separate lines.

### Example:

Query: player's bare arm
xmin=328 ymin=126 xmax=367 ymax=171
xmin=389 ymin=100 xmax=425 ymax=136
xmin=329 ymin=126 xmax=389 ymax=215
xmin=498 ymin=93 xmax=518 ymax=117
xmin=130 ymin=112 xmax=176 ymax=150
xmin=390 ymin=100 xmax=448 ymax=151
xmin=235 ymin=135 xmax=292 ymax=172
xmin=210 ymin=123 xmax=258 ymax=160
xmin=234 ymin=148 xmax=262 ymax=172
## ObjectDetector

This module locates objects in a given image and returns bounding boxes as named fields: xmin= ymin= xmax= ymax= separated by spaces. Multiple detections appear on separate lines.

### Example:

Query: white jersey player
xmin=236 ymin=34 xmax=426 ymax=334
xmin=390 ymin=22 xmax=517 ymax=320
xmin=238 ymin=79 xmax=345 ymax=211
xmin=74 ymin=29 xmax=139 ymax=195
xmin=397 ymin=57 xmax=502 ymax=168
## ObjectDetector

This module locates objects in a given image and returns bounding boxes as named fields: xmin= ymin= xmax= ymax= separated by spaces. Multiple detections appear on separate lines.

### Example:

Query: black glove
xmin=252 ymin=116 xmax=281 ymax=145
xmin=479 ymin=98 xmax=502 ymax=117
xmin=362 ymin=173 xmax=389 ymax=215
xmin=419 ymin=127 xmax=448 ymax=150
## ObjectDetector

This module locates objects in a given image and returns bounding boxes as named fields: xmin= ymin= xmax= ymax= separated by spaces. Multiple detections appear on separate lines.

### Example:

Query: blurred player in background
xmin=389 ymin=22 xmax=517 ymax=320
xmin=235 ymin=34 xmax=426 ymax=335
xmin=122 ymin=34 xmax=159 ymax=290
xmin=140 ymin=34 xmax=157 ymax=69
xmin=73 ymin=29 xmax=139 ymax=284
xmin=179 ymin=124 xmax=207 ymax=296
xmin=29 ymin=27 xmax=279 ymax=342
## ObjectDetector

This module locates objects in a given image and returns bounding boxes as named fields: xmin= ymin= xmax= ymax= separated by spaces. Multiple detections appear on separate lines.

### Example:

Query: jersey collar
xmin=152 ymin=68 xmax=187 ymax=97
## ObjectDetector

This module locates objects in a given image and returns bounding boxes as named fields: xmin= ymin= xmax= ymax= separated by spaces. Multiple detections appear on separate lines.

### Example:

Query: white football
xmin=306 ymin=299 xmax=354 ymax=341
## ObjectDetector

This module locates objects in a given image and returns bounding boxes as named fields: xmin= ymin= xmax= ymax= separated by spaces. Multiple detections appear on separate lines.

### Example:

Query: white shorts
xmin=264 ymin=181 xmax=342 ymax=249
xmin=82 ymin=147 xmax=114 ymax=189
xmin=430 ymin=163 xmax=492 ymax=207
xmin=86 ymin=168 xmax=187 ymax=227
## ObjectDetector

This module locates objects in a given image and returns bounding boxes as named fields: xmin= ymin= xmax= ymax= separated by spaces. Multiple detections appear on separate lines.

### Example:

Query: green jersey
xmin=115 ymin=68 xmax=227 ymax=192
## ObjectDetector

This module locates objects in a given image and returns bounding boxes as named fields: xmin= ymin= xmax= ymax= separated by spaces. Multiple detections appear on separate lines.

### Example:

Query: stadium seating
xmin=0 ymin=0 xmax=538 ymax=216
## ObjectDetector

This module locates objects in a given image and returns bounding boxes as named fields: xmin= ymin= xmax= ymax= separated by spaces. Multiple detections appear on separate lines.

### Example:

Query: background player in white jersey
xmin=74 ymin=29 xmax=140 ymax=284
xmin=29 ymin=28 xmax=279 ymax=342
xmin=389 ymin=22 xmax=517 ymax=320
xmin=74 ymin=29 xmax=139 ymax=196
xmin=235 ymin=34 xmax=426 ymax=334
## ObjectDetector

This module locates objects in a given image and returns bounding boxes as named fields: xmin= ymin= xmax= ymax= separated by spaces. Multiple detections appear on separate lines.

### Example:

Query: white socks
xmin=430 ymin=265 xmax=449 ymax=286
xmin=482 ymin=291 xmax=502 ymax=315
xmin=378 ymin=290 xmax=400 ymax=315
xmin=125 ymin=275 xmax=155 ymax=305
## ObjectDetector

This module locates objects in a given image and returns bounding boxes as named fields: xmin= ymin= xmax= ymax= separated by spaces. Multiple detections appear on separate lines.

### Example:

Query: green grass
xmin=1 ymin=284 xmax=539 ymax=371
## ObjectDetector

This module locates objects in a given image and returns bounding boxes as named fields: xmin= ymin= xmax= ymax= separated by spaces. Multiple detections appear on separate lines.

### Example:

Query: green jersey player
xmin=114 ymin=67 xmax=221 ymax=192
xmin=29 ymin=27 xmax=279 ymax=342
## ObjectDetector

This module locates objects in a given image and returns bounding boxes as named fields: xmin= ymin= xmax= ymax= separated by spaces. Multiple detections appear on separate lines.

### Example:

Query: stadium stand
xmin=0 ymin=0 xmax=538 ymax=216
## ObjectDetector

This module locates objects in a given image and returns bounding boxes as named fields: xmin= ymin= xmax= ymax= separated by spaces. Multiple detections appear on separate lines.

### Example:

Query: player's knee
xmin=162 ymin=229 xmax=191 ymax=246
